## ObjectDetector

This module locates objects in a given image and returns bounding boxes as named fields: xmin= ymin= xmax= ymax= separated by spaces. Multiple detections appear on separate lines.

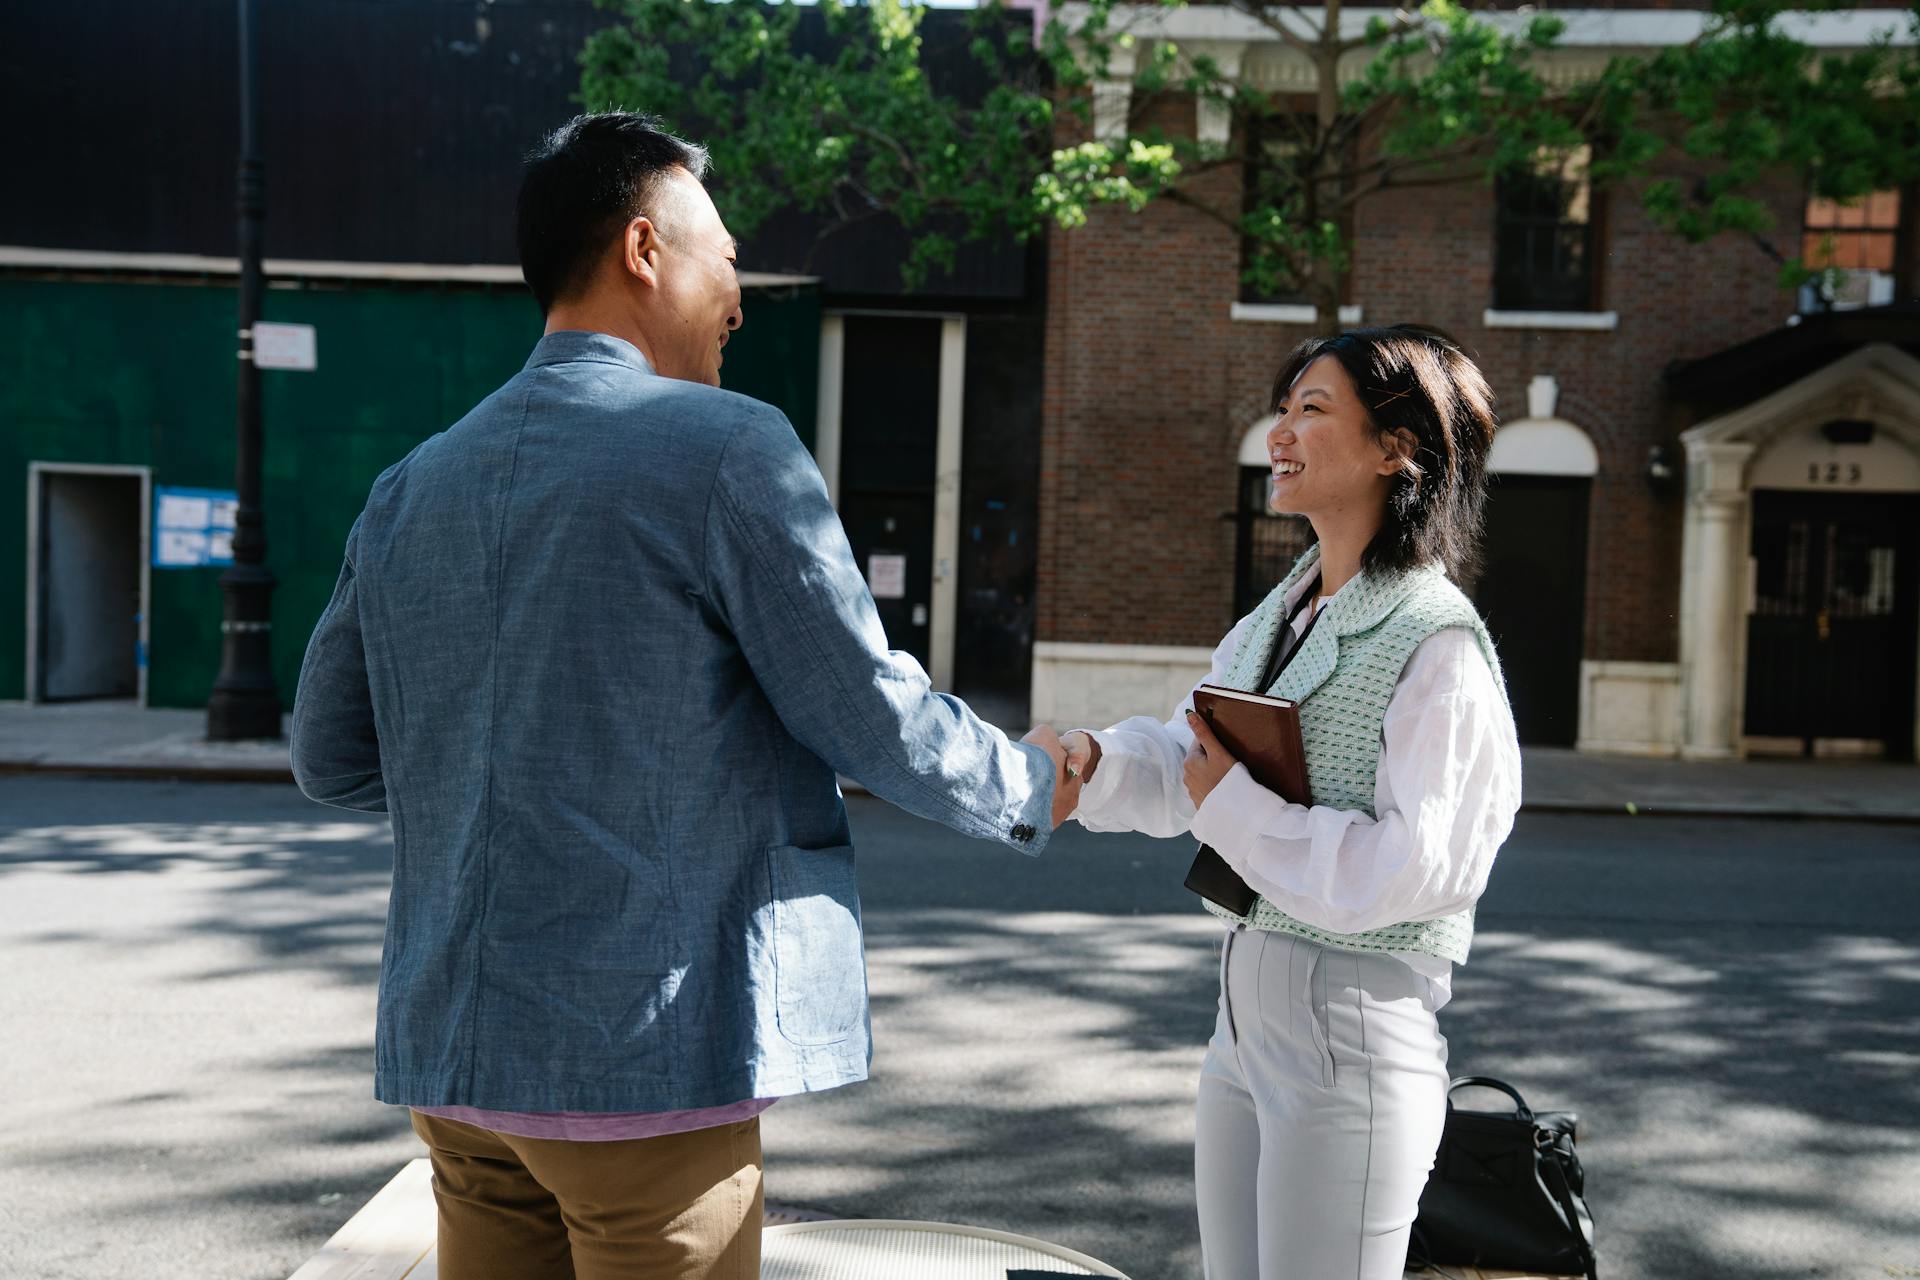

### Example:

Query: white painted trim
xmin=1188 ymin=40 xmax=1247 ymax=146
xmin=25 ymin=462 xmax=153 ymax=707
xmin=1035 ymin=640 xmax=1219 ymax=665
xmin=1239 ymin=416 xmax=1278 ymax=467
xmin=1030 ymin=640 xmax=1218 ymax=727
xmin=1056 ymin=5 xmax=1913 ymax=49
xmin=930 ymin=317 xmax=967 ymax=693
xmin=1576 ymin=659 xmax=1682 ymax=757
xmin=826 ymin=307 xmax=967 ymax=321
xmin=1230 ymin=302 xmax=1364 ymax=326
xmin=1488 ymin=417 xmax=1601 ymax=477
xmin=1091 ymin=43 xmax=1137 ymax=141
xmin=0 ymin=245 xmax=816 ymax=289
xmin=813 ymin=315 xmax=846 ymax=509
xmin=1483 ymin=309 xmax=1619 ymax=331
xmin=1681 ymin=342 xmax=1920 ymax=450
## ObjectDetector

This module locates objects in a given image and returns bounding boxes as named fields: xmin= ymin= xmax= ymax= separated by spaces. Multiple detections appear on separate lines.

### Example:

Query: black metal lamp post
xmin=207 ymin=0 xmax=282 ymax=741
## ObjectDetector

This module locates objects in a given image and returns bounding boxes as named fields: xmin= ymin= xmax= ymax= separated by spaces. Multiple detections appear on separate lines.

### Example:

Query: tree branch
xmin=1338 ymin=7 xmax=1425 ymax=57
xmin=1322 ymin=139 xmax=1490 ymax=189
xmin=1337 ymin=161 xmax=1488 ymax=209
xmin=1161 ymin=184 xmax=1251 ymax=237
xmin=1226 ymin=0 xmax=1320 ymax=60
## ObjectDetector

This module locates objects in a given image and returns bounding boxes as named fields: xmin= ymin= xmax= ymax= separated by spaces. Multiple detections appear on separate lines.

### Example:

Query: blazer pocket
xmin=767 ymin=843 xmax=867 ymax=1046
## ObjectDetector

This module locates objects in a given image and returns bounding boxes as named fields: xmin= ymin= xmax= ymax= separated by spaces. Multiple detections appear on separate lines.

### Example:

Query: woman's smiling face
xmin=1265 ymin=354 xmax=1399 ymax=523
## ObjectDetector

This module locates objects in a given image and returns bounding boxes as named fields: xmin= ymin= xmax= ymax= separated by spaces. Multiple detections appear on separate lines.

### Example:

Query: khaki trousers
xmin=410 ymin=1111 xmax=763 ymax=1280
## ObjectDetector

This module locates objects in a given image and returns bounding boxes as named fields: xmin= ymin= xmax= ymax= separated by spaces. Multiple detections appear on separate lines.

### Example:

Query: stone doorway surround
xmin=1677 ymin=342 xmax=1920 ymax=761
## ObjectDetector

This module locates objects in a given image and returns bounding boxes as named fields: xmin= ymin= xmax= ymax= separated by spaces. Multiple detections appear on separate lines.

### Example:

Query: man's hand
xmin=1022 ymin=724 xmax=1082 ymax=829
xmin=1183 ymin=710 xmax=1238 ymax=810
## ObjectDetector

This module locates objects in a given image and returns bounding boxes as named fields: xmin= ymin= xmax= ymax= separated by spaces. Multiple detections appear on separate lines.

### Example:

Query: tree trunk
xmin=1313 ymin=0 xmax=1344 ymax=337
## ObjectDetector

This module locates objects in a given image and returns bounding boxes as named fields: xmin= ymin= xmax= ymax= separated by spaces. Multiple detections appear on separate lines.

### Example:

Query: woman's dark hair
xmin=516 ymin=113 xmax=711 ymax=314
xmin=1269 ymin=324 xmax=1498 ymax=581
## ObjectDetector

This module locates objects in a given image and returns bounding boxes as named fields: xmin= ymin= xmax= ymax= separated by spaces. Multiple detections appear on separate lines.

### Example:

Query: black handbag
xmin=1410 ymin=1076 xmax=1598 ymax=1280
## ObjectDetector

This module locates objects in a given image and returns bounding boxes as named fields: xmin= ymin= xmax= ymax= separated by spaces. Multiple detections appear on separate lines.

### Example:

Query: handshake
xmin=1020 ymin=712 xmax=1237 ymax=830
xmin=1019 ymin=725 xmax=1102 ymax=830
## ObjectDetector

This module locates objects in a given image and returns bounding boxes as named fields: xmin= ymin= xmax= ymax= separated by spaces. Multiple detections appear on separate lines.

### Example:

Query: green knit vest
xmin=1200 ymin=546 xmax=1508 ymax=964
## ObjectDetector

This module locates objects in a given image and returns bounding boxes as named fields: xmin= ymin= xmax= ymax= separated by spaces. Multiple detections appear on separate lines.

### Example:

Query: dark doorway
xmin=1473 ymin=474 xmax=1591 ymax=746
xmin=1745 ymin=490 xmax=1920 ymax=760
xmin=837 ymin=316 xmax=941 ymax=670
xmin=952 ymin=311 xmax=1044 ymax=731
xmin=36 ymin=469 xmax=144 ymax=701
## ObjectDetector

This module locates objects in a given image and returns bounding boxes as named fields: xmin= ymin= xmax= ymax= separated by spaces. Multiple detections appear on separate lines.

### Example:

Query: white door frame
xmin=25 ymin=461 xmax=153 ymax=706
xmin=814 ymin=309 xmax=968 ymax=692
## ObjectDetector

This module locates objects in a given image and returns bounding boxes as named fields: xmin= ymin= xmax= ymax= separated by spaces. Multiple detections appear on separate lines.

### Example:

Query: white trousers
xmin=1195 ymin=927 xmax=1450 ymax=1280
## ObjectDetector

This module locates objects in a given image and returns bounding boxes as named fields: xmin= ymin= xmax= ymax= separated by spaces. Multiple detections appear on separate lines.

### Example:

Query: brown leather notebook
xmin=1183 ymin=684 xmax=1312 ymax=916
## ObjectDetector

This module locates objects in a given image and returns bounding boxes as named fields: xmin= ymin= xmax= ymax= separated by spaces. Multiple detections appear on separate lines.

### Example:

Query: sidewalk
xmin=3 ymin=699 xmax=1917 ymax=822
xmin=0 ymin=700 xmax=291 ymax=782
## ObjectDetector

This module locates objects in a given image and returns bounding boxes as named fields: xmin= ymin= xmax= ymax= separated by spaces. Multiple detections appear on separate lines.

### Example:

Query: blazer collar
xmin=524 ymin=329 xmax=657 ymax=375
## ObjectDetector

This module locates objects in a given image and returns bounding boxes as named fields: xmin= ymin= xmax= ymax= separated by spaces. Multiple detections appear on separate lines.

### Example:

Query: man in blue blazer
xmin=291 ymin=113 xmax=1077 ymax=1280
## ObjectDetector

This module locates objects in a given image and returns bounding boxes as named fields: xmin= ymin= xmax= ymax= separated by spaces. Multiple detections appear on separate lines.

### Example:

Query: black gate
xmin=1233 ymin=467 xmax=1316 ymax=620
xmin=1472 ymin=474 xmax=1591 ymax=747
xmin=1745 ymin=491 xmax=1920 ymax=759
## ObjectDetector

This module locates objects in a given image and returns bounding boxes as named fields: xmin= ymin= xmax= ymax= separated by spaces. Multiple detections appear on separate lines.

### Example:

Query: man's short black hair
xmin=516 ymin=113 xmax=711 ymax=314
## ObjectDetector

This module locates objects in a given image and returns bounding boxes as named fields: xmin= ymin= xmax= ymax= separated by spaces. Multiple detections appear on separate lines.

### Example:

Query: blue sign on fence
xmin=153 ymin=486 xmax=238 ymax=569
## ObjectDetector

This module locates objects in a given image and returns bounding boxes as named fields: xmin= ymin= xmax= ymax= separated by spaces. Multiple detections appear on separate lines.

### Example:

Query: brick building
xmin=1029 ymin=3 xmax=1920 ymax=764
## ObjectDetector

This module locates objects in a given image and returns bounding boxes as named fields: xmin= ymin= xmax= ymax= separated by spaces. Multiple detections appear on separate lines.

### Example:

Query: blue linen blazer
xmin=291 ymin=330 xmax=1055 ymax=1112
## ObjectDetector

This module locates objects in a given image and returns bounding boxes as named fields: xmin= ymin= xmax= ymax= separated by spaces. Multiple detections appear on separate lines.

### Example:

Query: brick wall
xmin=1038 ymin=91 xmax=1811 ymax=666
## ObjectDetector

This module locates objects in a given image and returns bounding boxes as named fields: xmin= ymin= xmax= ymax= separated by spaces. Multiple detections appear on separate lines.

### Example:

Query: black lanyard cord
xmin=1258 ymin=573 xmax=1324 ymax=694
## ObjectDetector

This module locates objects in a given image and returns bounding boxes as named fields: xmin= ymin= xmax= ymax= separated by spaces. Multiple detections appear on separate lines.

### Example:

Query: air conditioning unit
xmin=1799 ymin=268 xmax=1897 ymax=313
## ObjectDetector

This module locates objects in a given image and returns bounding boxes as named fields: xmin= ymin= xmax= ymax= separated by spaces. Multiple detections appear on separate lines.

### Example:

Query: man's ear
xmin=622 ymin=217 xmax=662 ymax=289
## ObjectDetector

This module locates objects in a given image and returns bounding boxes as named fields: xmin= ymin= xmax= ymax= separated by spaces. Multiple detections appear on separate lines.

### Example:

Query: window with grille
xmin=1493 ymin=147 xmax=1598 ymax=312
xmin=1233 ymin=467 xmax=1316 ymax=619
xmin=1239 ymin=115 xmax=1343 ymax=306
xmin=1805 ymin=190 xmax=1902 ymax=271
xmin=1801 ymin=189 xmax=1904 ymax=309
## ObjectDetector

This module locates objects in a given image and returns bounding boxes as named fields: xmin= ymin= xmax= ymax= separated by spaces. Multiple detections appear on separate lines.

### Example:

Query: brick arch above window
xmin=1489 ymin=418 xmax=1600 ymax=477
xmin=1238 ymin=415 xmax=1278 ymax=466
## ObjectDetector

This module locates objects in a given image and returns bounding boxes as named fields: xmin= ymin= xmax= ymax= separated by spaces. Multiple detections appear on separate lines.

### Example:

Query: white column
xmin=813 ymin=314 xmax=845 ymax=508
xmin=1092 ymin=44 xmax=1136 ymax=142
xmin=929 ymin=317 xmax=967 ymax=692
xmin=1680 ymin=440 xmax=1756 ymax=760
xmin=1189 ymin=40 xmax=1246 ymax=148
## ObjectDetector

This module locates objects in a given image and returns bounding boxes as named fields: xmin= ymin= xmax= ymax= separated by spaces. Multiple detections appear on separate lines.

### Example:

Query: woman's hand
xmin=1061 ymin=730 xmax=1101 ymax=786
xmin=1183 ymin=710 xmax=1239 ymax=809
xmin=1021 ymin=725 xmax=1082 ymax=828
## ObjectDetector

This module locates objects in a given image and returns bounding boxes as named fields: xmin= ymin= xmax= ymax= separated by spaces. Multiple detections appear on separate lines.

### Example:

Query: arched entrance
xmin=1480 ymin=378 xmax=1599 ymax=746
xmin=1233 ymin=416 xmax=1314 ymax=618
xmin=1679 ymin=343 xmax=1920 ymax=761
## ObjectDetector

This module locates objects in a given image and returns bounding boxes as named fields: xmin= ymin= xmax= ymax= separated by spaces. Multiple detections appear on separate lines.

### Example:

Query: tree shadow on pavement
xmin=4 ymin=783 xmax=1916 ymax=1280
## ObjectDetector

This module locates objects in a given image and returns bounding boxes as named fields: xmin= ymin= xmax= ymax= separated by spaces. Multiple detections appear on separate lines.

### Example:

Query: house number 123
xmin=1807 ymin=462 xmax=1863 ymax=485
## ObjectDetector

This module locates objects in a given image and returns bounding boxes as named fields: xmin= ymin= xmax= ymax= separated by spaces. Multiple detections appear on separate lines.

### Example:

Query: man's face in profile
xmin=648 ymin=170 xmax=744 ymax=387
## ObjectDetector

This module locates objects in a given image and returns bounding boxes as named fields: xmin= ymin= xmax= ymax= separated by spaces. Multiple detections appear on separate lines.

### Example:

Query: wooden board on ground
xmin=285 ymin=1158 xmax=434 ymax=1280
xmin=285 ymin=1157 xmax=1571 ymax=1280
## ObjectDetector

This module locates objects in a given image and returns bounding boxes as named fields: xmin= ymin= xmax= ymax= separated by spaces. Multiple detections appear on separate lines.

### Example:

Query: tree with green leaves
xmin=580 ymin=0 xmax=1920 ymax=328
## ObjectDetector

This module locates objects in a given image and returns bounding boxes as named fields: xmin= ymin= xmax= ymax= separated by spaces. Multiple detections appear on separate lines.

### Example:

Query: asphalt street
xmin=1 ymin=776 xmax=1916 ymax=1279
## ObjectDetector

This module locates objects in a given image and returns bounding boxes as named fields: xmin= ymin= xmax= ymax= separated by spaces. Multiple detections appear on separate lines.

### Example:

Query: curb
xmin=0 ymin=761 xmax=296 ymax=785
xmin=4 ymin=761 xmax=1916 ymax=826
xmin=1514 ymin=799 xmax=1920 ymax=826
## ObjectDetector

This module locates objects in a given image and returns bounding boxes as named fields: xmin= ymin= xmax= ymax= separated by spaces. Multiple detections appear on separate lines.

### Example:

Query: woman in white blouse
xmin=1061 ymin=325 xmax=1522 ymax=1280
